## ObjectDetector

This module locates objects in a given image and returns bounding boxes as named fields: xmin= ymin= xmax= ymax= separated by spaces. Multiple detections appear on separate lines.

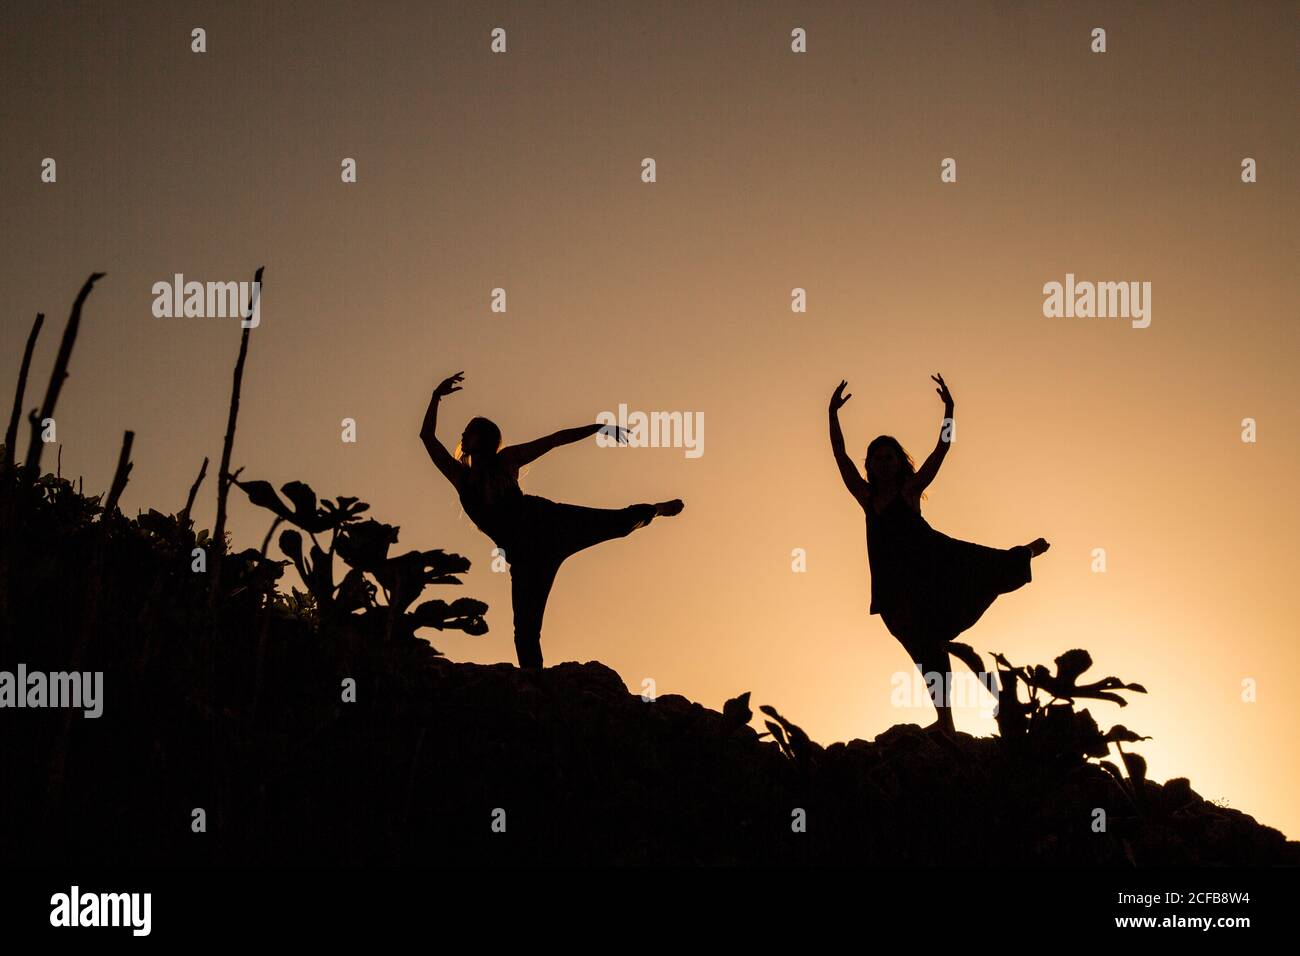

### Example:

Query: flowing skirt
xmin=877 ymin=530 xmax=1032 ymax=655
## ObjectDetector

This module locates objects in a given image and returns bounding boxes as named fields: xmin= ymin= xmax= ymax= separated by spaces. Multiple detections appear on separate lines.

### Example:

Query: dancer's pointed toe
xmin=1023 ymin=537 xmax=1049 ymax=558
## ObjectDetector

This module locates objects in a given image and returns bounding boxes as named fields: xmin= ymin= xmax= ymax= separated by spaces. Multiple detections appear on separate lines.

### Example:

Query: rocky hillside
xmin=371 ymin=658 xmax=1299 ymax=866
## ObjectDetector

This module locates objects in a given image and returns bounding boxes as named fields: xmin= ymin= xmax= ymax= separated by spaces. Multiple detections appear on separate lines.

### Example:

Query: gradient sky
xmin=2 ymin=1 xmax=1297 ymax=839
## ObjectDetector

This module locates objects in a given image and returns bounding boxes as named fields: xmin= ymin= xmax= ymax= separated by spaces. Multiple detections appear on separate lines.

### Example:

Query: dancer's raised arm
xmin=829 ymin=380 xmax=869 ymax=501
xmin=907 ymin=373 xmax=954 ymax=496
xmin=420 ymin=371 xmax=466 ymax=487
xmin=501 ymin=422 xmax=627 ymax=469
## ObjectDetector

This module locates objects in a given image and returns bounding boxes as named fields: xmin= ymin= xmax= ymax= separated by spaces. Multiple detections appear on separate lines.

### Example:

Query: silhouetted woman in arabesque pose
xmin=422 ymin=372 xmax=684 ymax=669
xmin=829 ymin=373 xmax=1049 ymax=736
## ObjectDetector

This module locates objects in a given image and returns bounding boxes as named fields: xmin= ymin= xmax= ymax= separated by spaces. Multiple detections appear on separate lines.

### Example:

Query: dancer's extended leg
xmin=506 ymin=499 xmax=681 ymax=668
xmin=553 ymin=501 xmax=662 ymax=557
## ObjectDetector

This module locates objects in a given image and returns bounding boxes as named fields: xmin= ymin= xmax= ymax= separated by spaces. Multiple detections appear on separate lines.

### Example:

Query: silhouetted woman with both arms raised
xmin=829 ymin=373 xmax=1049 ymax=736
xmin=422 ymin=372 xmax=684 ymax=669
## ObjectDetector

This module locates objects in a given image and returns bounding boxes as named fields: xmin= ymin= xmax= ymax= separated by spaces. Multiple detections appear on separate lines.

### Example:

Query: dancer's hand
xmin=830 ymin=380 xmax=852 ymax=411
xmin=599 ymin=424 xmax=631 ymax=444
xmin=931 ymin=372 xmax=953 ymax=411
xmin=434 ymin=371 xmax=464 ymax=399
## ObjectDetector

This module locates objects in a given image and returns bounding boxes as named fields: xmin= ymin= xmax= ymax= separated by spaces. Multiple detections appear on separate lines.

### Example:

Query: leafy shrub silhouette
xmin=757 ymin=703 xmax=823 ymax=774
xmin=232 ymin=476 xmax=486 ymax=648
xmin=992 ymin=649 xmax=1149 ymax=796
xmin=750 ymin=648 xmax=1150 ymax=797
xmin=0 ymin=274 xmax=494 ymax=866
xmin=1 ymin=271 xmax=487 ymax=656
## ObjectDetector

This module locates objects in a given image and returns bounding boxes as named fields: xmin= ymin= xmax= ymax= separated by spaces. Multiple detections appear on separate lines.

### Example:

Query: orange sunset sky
xmin=2 ymin=1 xmax=1297 ymax=839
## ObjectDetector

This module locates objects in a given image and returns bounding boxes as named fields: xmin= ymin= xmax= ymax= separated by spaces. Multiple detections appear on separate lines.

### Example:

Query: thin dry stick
xmin=102 ymin=430 xmax=135 ymax=515
xmin=0 ymin=314 xmax=46 ymax=621
xmin=24 ymin=274 xmax=104 ymax=478
xmin=209 ymin=266 xmax=263 ymax=606
xmin=4 ymin=312 xmax=44 ymax=473
xmin=180 ymin=456 xmax=209 ymax=523
xmin=259 ymin=515 xmax=284 ymax=558
xmin=2 ymin=313 xmax=47 ymax=622
xmin=0 ymin=311 xmax=42 ymax=621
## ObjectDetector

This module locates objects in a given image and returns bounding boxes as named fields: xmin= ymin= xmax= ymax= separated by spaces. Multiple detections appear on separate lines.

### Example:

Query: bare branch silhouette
xmin=102 ymin=430 xmax=135 ymax=515
xmin=209 ymin=265 xmax=263 ymax=606
xmin=4 ymin=312 xmax=44 ymax=473
xmin=23 ymin=273 xmax=103 ymax=478
xmin=180 ymin=456 xmax=209 ymax=524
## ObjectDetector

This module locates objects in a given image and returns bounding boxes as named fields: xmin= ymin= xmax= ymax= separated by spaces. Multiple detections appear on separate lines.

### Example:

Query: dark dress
xmin=863 ymin=485 xmax=1031 ymax=656
xmin=457 ymin=464 xmax=655 ymax=668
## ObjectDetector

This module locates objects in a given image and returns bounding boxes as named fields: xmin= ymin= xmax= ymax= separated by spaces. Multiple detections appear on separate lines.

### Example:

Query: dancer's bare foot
xmin=1025 ymin=537 xmax=1050 ymax=557
xmin=655 ymin=499 xmax=685 ymax=517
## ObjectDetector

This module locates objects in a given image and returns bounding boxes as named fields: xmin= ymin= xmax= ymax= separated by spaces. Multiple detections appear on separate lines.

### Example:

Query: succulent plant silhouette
xmin=231 ymin=477 xmax=369 ymax=534
xmin=1006 ymin=648 xmax=1147 ymax=706
xmin=991 ymin=649 xmax=1150 ymax=794
xmin=758 ymin=703 xmax=824 ymax=772
xmin=235 ymin=476 xmax=487 ymax=647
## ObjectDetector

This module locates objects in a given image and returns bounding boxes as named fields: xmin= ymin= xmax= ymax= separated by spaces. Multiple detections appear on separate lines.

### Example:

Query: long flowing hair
xmin=865 ymin=434 xmax=928 ymax=501
xmin=454 ymin=417 xmax=503 ymax=470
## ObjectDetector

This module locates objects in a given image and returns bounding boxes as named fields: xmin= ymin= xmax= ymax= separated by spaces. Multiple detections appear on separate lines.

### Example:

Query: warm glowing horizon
xmin=2 ymin=1 xmax=1296 ymax=840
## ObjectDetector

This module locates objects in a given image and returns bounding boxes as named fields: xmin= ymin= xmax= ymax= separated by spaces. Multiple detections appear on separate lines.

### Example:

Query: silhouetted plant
xmin=721 ymin=691 xmax=753 ymax=737
xmin=233 ymin=476 xmax=487 ymax=648
xmin=992 ymin=649 xmax=1149 ymax=779
xmin=0 ymin=273 xmax=493 ymax=867
xmin=758 ymin=703 xmax=824 ymax=772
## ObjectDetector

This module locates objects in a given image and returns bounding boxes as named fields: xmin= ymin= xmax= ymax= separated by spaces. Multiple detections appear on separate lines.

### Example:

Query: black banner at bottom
xmin=1 ymin=864 xmax=1294 ymax=941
